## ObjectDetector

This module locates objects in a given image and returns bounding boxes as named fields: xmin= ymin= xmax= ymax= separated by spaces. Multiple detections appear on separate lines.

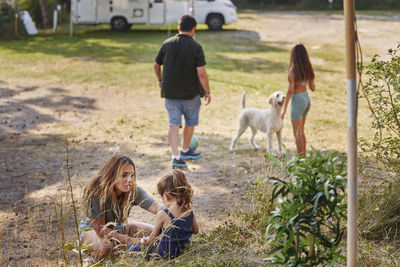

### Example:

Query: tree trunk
xmin=38 ymin=0 xmax=50 ymax=28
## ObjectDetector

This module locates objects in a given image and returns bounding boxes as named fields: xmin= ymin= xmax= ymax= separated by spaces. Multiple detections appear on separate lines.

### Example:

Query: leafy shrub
xmin=16 ymin=0 xmax=58 ymax=28
xmin=357 ymin=43 xmax=400 ymax=264
xmin=360 ymin=43 xmax=400 ymax=174
xmin=0 ymin=0 xmax=20 ymax=36
xmin=231 ymin=0 xmax=400 ymax=10
xmin=264 ymin=148 xmax=347 ymax=266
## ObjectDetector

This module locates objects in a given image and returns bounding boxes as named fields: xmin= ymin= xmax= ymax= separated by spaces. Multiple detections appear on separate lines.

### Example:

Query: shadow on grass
xmin=0 ymin=28 xmax=285 ymax=66
xmin=209 ymin=53 xmax=287 ymax=73
xmin=0 ymin=85 xmax=96 ymax=134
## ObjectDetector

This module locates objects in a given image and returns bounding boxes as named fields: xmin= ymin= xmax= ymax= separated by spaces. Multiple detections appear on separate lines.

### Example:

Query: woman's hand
xmin=309 ymin=79 xmax=315 ymax=92
xmin=281 ymin=111 xmax=285 ymax=120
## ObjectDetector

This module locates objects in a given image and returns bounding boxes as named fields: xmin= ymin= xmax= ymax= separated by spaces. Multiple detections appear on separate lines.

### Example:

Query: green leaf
xmin=323 ymin=180 xmax=331 ymax=199
xmin=64 ymin=243 xmax=74 ymax=251
xmin=264 ymin=153 xmax=283 ymax=169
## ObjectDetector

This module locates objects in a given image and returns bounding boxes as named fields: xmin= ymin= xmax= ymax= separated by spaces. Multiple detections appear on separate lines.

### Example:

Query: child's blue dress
xmin=128 ymin=208 xmax=195 ymax=259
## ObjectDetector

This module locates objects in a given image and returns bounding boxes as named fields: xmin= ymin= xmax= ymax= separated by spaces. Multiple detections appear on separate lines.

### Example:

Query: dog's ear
xmin=268 ymin=94 xmax=274 ymax=105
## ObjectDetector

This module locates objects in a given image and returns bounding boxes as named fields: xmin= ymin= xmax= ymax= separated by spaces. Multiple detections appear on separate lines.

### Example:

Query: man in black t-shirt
xmin=154 ymin=15 xmax=211 ymax=168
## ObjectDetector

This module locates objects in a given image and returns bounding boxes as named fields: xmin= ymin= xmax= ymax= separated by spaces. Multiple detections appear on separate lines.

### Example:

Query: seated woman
xmin=79 ymin=155 xmax=163 ymax=260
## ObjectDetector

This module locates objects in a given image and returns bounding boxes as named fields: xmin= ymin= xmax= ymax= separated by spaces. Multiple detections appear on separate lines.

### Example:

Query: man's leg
xmin=168 ymin=125 xmax=180 ymax=157
xmin=182 ymin=126 xmax=195 ymax=151
xmin=180 ymin=95 xmax=201 ymax=160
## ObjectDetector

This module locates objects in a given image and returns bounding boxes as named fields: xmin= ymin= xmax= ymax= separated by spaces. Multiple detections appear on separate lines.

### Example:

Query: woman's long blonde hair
xmin=82 ymin=155 xmax=138 ymax=223
xmin=289 ymin=43 xmax=315 ymax=82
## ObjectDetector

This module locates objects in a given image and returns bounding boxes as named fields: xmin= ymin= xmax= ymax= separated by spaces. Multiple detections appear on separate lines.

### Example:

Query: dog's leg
xmin=249 ymin=127 xmax=259 ymax=150
xmin=276 ymin=130 xmax=283 ymax=155
xmin=230 ymin=125 xmax=247 ymax=151
xmin=266 ymin=130 xmax=274 ymax=155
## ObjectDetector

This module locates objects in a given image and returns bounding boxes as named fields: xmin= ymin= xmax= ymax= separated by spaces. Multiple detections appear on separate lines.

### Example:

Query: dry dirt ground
xmin=1 ymin=12 xmax=399 ymax=266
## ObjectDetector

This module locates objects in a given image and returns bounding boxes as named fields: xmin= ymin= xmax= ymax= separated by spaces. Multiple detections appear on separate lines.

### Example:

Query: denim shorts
xmin=165 ymin=95 xmax=201 ymax=127
xmin=78 ymin=219 xmax=125 ymax=242
xmin=291 ymin=92 xmax=311 ymax=121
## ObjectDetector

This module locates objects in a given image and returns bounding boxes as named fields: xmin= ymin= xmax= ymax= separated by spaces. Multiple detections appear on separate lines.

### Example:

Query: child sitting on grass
xmin=128 ymin=169 xmax=199 ymax=259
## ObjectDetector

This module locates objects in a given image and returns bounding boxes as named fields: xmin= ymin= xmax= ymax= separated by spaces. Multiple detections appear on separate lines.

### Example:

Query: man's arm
xmin=196 ymin=66 xmax=211 ymax=104
xmin=154 ymin=63 xmax=162 ymax=87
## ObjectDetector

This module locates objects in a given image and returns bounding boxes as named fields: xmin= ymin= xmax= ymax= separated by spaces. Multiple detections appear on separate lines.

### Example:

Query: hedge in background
xmin=232 ymin=0 xmax=400 ymax=10
xmin=17 ymin=0 xmax=57 ymax=28
xmin=0 ymin=0 xmax=25 ymax=37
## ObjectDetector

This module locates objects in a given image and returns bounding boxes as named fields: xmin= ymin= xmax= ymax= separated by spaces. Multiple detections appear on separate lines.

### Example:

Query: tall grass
xmin=358 ymin=165 xmax=400 ymax=241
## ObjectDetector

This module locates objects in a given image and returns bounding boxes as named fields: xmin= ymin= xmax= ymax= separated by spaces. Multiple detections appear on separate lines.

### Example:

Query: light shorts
xmin=291 ymin=92 xmax=311 ymax=121
xmin=165 ymin=94 xmax=201 ymax=127
xmin=78 ymin=219 xmax=125 ymax=242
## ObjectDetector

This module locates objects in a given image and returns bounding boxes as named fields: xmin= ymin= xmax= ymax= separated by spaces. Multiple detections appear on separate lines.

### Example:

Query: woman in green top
xmin=79 ymin=155 xmax=163 ymax=260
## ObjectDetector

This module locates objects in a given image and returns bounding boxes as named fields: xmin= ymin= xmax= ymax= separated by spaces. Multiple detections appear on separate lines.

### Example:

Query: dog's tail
xmin=241 ymin=91 xmax=247 ymax=109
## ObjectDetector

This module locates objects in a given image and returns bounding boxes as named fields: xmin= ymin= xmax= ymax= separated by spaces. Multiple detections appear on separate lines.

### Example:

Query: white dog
xmin=230 ymin=91 xmax=286 ymax=155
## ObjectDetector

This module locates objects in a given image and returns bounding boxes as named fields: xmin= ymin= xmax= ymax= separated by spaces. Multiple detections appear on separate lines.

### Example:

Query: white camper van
xmin=71 ymin=0 xmax=237 ymax=31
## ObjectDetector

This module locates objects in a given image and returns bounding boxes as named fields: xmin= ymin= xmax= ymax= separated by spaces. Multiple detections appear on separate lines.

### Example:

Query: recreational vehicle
xmin=71 ymin=0 xmax=237 ymax=31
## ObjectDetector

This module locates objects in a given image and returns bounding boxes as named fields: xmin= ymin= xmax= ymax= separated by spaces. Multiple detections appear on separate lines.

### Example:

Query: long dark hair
xmin=157 ymin=169 xmax=193 ymax=212
xmin=289 ymin=43 xmax=315 ymax=82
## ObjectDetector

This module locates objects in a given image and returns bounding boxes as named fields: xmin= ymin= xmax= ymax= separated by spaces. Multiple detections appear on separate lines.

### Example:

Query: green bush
xmin=360 ymin=43 xmax=400 ymax=174
xmin=232 ymin=0 xmax=400 ymax=10
xmin=0 ymin=0 xmax=24 ymax=37
xmin=264 ymin=148 xmax=347 ymax=266
xmin=355 ymin=0 xmax=400 ymax=9
xmin=359 ymin=43 xmax=400 ymax=243
xmin=16 ymin=0 xmax=58 ymax=28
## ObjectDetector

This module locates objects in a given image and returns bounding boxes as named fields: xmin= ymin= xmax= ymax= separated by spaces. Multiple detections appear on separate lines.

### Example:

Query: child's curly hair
xmin=157 ymin=169 xmax=193 ymax=212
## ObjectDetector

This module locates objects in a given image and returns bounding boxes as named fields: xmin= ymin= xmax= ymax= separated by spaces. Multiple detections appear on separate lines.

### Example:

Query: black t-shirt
xmin=155 ymin=34 xmax=206 ymax=100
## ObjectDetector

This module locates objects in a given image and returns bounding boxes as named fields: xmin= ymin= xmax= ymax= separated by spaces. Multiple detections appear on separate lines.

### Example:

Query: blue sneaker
xmin=172 ymin=158 xmax=187 ymax=168
xmin=180 ymin=148 xmax=201 ymax=160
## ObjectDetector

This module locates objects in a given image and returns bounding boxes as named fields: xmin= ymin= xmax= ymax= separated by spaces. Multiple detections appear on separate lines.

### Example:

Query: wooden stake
xmin=344 ymin=0 xmax=358 ymax=266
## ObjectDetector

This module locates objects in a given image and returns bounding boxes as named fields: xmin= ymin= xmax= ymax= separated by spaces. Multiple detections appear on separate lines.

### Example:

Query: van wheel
xmin=207 ymin=14 xmax=224 ymax=31
xmin=111 ymin=17 xmax=130 ymax=31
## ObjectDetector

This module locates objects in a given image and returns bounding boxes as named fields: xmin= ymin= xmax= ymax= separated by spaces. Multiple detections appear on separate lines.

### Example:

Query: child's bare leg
xmin=82 ymin=230 xmax=113 ymax=261
xmin=123 ymin=222 xmax=154 ymax=238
